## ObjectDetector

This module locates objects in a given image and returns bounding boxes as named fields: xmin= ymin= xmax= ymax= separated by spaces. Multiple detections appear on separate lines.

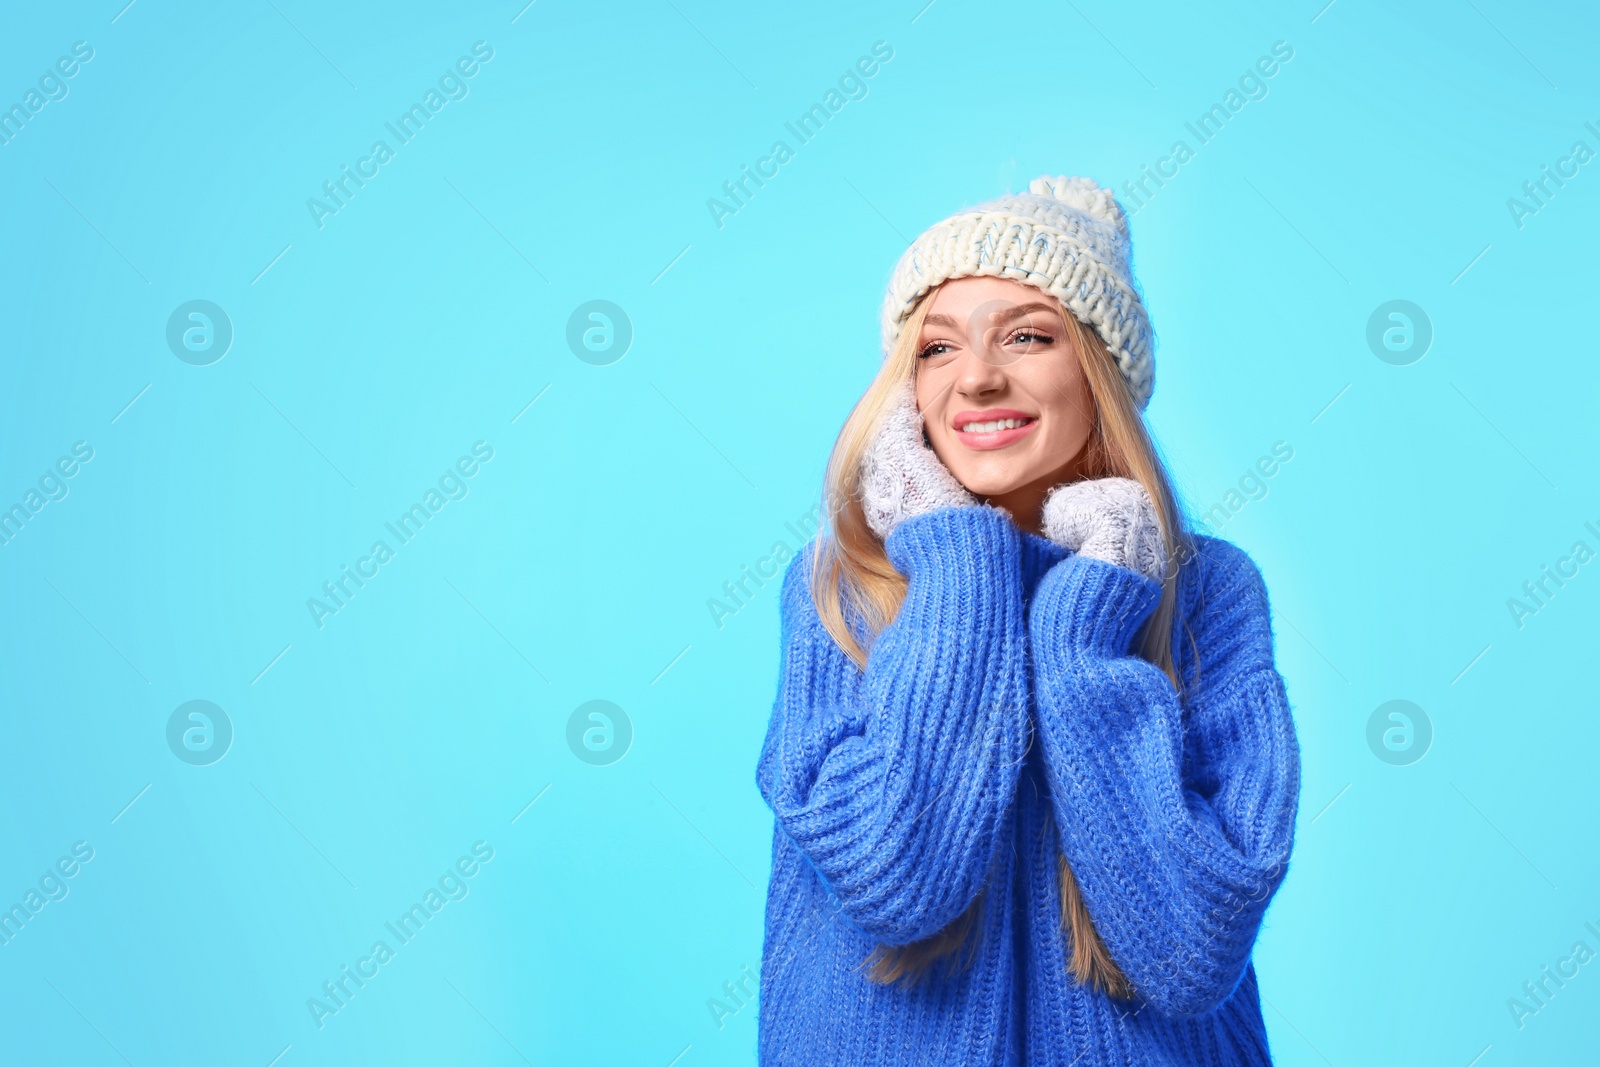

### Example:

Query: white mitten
xmin=1041 ymin=476 xmax=1167 ymax=583
xmin=858 ymin=382 xmax=976 ymax=541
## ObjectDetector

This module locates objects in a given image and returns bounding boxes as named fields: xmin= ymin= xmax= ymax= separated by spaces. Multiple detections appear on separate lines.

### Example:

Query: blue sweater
xmin=756 ymin=505 xmax=1301 ymax=1065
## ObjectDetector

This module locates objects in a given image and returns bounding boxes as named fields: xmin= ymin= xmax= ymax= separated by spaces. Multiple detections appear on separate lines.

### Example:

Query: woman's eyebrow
xmin=922 ymin=302 xmax=1058 ymax=332
xmin=989 ymin=301 xmax=1059 ymax=321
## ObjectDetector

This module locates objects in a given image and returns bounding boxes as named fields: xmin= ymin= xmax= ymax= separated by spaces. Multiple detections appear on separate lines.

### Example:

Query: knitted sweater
xmin=755 ymin=505 xmax=1301 ymax=1066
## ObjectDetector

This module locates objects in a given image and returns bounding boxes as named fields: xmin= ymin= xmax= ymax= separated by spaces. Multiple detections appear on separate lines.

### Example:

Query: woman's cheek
xmin=927 ymin=423 xmax=960 ymax=468
xmin=932 ymin=426 xmax=978 ymax=486
xmin=1043 ymin=421 xmax=1094 ymax=479
xmin=915 ymin=372 xmax=950 ymax=433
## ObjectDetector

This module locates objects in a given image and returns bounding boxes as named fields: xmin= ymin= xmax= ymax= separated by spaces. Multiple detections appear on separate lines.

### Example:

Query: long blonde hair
xmin=811 ymin=284 xmax=1196 ymax=995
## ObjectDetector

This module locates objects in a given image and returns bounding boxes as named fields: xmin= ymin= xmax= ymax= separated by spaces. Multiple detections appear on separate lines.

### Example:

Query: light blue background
xmin=2 ymin=1 xmax=1597 ymax=1064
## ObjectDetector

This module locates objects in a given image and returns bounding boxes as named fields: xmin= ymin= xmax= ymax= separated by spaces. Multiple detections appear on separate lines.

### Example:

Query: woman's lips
xmin=952 ymin=411 xmax=1038 ymax=451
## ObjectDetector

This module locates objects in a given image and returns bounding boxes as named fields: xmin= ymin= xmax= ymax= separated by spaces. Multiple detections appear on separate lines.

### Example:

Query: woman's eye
xmin=917 ymin=341 xmax=952 ymax=359
xmin=1009 ymin=329 xmax=1052 ymax=347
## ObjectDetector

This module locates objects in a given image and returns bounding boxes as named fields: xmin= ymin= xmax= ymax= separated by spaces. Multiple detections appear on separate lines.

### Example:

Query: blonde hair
xmin=811 ymin=284 xmax=1196 ymax=994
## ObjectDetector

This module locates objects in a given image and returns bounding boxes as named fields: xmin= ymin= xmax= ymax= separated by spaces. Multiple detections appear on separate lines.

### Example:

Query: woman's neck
xmin=983 ymin=456 xmax=1093 ymax=536
xmin=984 ymin=483 xmax=1050 ymax=536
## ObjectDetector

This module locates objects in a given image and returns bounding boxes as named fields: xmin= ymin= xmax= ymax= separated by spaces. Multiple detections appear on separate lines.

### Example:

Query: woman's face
xmin=913 ymin=276 xmax=1096 ymax=521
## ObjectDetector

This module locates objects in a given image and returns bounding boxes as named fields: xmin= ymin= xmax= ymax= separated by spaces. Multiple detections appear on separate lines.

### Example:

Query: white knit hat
xmin=880 ymin=175 xmax=1155 ymax=409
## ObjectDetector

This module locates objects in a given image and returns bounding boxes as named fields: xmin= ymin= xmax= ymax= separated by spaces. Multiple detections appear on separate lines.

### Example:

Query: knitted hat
xmin=880 ymin=175 xmax=1155 ymax=409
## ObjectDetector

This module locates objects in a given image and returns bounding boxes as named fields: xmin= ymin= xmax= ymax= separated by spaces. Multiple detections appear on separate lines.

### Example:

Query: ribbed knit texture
xmin=756 ymin=505 xmax=1301 ymax=1066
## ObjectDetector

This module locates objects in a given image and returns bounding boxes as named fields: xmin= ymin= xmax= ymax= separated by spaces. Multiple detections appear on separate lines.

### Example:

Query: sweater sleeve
xmin=756 ymin=505 xmax=1033 ymax=945
xmin=1028 ymin=544 xmax=1301 ymax=1019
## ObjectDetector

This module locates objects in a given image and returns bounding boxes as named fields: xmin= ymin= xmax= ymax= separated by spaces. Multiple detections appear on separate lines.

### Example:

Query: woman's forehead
xmin=923 ymin=277 xmax=1065 ymax=326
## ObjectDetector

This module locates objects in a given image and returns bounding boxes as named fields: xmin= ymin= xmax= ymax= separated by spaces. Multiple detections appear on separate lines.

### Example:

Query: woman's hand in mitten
xmin=858 ymin=381 xmax=976 ymax=541
xmin=1041 ymin=476 xmax=1167 ymax=583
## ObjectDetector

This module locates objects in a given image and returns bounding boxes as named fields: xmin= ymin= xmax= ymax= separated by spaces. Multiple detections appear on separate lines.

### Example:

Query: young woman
xmin=756 ymin=176 xmax=1302 ymax=1065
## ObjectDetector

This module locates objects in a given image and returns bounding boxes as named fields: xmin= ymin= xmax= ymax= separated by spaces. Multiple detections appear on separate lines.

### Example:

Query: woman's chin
xmin=953 ymin=472 xmax=1033 ymax=500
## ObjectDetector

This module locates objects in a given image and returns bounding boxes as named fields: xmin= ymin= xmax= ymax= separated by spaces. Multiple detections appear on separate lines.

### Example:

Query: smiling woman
xmin=755 ymin=175 xmax=1302 ymax=1067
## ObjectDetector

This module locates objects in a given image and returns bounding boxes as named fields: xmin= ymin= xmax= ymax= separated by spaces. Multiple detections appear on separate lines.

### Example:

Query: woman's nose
xmin=953 ymin=346 xmax=1009 ymax=397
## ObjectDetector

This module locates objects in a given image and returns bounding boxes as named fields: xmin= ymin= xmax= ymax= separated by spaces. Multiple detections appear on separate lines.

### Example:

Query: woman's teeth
xmin=960 ymin=418 xmax=1030 ymax=433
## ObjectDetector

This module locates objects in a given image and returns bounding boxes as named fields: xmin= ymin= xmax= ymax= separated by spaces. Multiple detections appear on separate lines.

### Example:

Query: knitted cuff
xmin=1035 ymin=552 xmax=1163 ymax=656
xmin=883 ymin=503 xmax=1016 ymax=569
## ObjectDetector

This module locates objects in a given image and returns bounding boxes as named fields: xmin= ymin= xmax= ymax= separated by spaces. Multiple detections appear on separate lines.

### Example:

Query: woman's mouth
xmin=952 ymin=410 xmax=1038 ymax=450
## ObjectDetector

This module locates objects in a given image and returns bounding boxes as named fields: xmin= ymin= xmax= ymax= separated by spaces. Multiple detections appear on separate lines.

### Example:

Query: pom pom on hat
xmin=1028 ymin=175 xmax=1125 ymax=228
xmin=880 ymin=175 xmax=1155 ymax=409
